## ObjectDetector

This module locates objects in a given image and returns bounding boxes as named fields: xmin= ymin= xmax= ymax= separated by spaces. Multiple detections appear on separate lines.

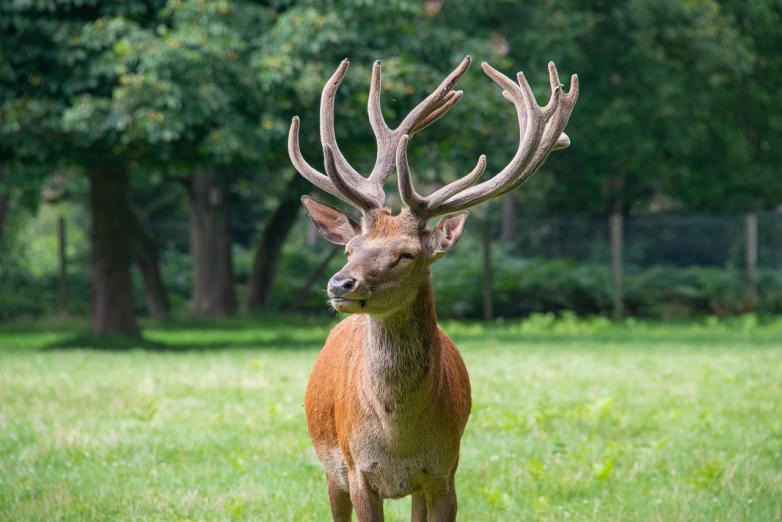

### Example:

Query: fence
xmin=505 ymin=213 xmax=781 ymax=269
xmin=498 ymin=212 xmax=781 ymax=319
xmin=33 ymin=210 xmax=782 ymax=319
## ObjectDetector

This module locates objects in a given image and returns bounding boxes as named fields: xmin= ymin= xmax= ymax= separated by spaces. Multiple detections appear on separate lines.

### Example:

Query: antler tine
xmin=365 ymin=60 xmax=395 ymax=189
xmin=290 ymin=56 xmax=489 ymax=215
xmin=426 ymin=155 xmax=486 ymax=210
xmin=541 ymin=61 xmax=563 ymax=118
xmin=323 ymin=145 xmax=381 ymax=210
xmin=497 ymin=69 xmax=579 ymax=197
xmin=410 ymin=90 xmax=463 ymax=135
xmin=395 ymin=135 xmax=428 ymax=214
xmin=320 ymin=59 xmax=363 ymax=185
xmin=417 ymin=63 xmax=544 ymax=214
xmin=368 ymin=60 xmax=390 ymax=139
xmin=548 ymin=73 xmax=578 ymax=153
xmin=427 ymin=62 xmax=577 ymax=217
xmin=398 ymin=56 xmax=472 ymax=136
xmin=288 ymin=116 xmax=344 ymax=200
xmin=553 ymin=132 xmax=571 ymax=150
xmin=290 ymin=60 xmax=388 ymax=212
xmin=396 ymin=134 xmax=486 ymax=219
xmin=366 ymin=56 xmax=472 ymax=187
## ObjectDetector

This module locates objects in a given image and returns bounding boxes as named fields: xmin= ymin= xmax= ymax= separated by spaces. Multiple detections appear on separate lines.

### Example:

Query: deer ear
xmin=301 ymin=196 xmax=361 ymax=245
xmin=430 ymin=211 xmax=469 ymax=260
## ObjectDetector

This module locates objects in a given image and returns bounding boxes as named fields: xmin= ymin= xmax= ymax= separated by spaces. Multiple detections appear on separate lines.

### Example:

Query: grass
xmin=1 ymin=313 xmax=781 ymax=521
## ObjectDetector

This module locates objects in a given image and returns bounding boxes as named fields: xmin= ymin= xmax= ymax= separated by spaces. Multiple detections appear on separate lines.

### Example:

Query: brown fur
xmin=304 ymin=208 xmax=472 ymax=521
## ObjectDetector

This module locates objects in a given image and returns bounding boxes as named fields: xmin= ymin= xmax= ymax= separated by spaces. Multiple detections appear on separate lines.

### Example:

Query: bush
xmin=272 ymin=244 xmax=782 ymax=320
xmin=3 ymin=242 xmax=781 ymax=321
xmin=0 ymin=256 xmax=50 ymax=319
xmin=625 ymin=266 xmax=782 ymax=318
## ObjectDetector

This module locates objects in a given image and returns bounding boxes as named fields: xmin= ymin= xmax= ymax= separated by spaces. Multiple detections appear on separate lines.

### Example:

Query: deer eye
xmin=399 ymin=252 xmax=416 ymax=261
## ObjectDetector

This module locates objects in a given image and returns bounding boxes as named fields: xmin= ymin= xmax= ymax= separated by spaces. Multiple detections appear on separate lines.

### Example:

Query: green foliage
xmin=2 ymin=0 xmax=782 ymax=328
xmin=5 ymin=230 xmax=782 ymax=321
xmin=433 ymin=253 xmax=615 ymax=318
xmin=2 ymin=0 xmax=780 ymax=204
xmin=266 ymin=236 xmax=782 ymax=319
xmin=432 ymin=256 xmax=782 ymax=320
xmin=441 ymin=0 xmax=782 ymax=214
xmin=0 ymin=255 xmax=48 ymax=319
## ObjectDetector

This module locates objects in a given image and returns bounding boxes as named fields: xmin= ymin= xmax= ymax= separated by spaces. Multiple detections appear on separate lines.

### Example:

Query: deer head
xmin=289 ymin=57 xmax=578 ymax=316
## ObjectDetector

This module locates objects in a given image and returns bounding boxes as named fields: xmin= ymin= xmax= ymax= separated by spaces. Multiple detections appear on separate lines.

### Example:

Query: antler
xmin=396 ymin=61 xmax=579 ymax=220
xmin=288 ymin=57 xmax=473 ymax=213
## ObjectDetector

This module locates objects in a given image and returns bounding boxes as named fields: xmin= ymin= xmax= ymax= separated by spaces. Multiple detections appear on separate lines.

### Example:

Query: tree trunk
xmin=186 ymin=168 xmax=236 ymax=317
xmin=131 ymin=209 xmax=170 ymax=319
xmin=0 ymin=167 xmax=8 ymax=251
xmin=244 ymin=174 xmax=311 ymax=312
xmin=500 ymin=196 xmax=518 ymax=245
xmin=89 ymin=166 xmax=140 ymax=337
xmin=287 ymin=246 xmax=340 ymax=312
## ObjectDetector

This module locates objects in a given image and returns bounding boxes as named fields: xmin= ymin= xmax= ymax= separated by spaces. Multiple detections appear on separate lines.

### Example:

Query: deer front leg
xmin=411 ymin=491 xmax=427 ymax=521
xmin=327 ymin=474 xmax=353 ymax=522
xmin=426 ymin=480 xmax=457 ymax=522
xmin=349 ymin=470 xmax=384 ymax=522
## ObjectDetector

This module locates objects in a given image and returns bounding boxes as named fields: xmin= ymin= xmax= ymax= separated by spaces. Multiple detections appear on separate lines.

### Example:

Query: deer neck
xmin=363 ymin=275 xmax=439 ymax=409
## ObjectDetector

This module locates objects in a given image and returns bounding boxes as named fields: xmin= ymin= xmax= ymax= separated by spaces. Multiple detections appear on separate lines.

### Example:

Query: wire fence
xmin=155 ymin=210 xmax=781 ymax=317
xmin=14 ymin=210 xmax=779 ymax=320
xmin=500 ymin=212 xmax=781 ymax=270
xmin=145 ymin=211 xmax=782 ymax=269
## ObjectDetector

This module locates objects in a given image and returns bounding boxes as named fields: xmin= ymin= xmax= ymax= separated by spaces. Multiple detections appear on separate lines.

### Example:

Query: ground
xmin=0 ymin=314 xmax=781 ymax=521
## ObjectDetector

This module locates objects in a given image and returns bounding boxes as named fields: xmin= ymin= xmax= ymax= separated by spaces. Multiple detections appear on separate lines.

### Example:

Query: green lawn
xmin=1 ymin=315 xmax=781 ymax=521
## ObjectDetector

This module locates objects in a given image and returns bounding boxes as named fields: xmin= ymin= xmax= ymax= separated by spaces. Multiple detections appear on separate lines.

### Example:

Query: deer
xmin=288 ymin=55 xmax=578 ymax=521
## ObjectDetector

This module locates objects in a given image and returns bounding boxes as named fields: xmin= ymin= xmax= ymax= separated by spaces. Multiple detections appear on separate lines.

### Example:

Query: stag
xmin=288 ymin=56 xmax=578 ymax=521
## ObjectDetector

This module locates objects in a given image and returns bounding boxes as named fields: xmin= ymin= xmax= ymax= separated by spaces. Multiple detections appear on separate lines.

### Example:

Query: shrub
xmin=3 ymin=243 xmax=780 ymax=321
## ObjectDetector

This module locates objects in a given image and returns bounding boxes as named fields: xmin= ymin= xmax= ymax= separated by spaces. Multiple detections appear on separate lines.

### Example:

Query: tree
xmin=131 ymin=207 xmax=170 ymax=320
xmin=76 ymin=1 xmax=278 ymax=318
xmin=184 ymin=169 xmax=237 ymax=317
xmin=244 ymin=172 xmax=312 ymax=312
xmin=2 ymin=0 xmax=286 ymax=326
xmin=666 ymin=0 xmax=782 ymax=211
xmin=1 ymin=0 xmax=172 ymax=336
xmin=440 ymin=0 xmax=774 ymax=217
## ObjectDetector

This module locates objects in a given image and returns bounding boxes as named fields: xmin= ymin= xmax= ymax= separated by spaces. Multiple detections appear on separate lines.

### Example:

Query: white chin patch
xmin=331 ymin=298 xmax=366 ymax=313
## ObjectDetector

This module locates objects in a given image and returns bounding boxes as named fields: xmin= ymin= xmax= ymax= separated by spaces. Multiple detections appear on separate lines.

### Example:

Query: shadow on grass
xmin=41 ymin=333 xmax=325 ymax=352
xmin=0 ymin=312 xmax=336 ymax=331
xmin=43 ymin=334 xmax=168 ymax=351
xmin=445 ymin=329 xmax=782 ymax=349
xmin=17 ymin=313 xmax=782 ymax=352
xmin=40 ymin=329 xmax=781 ymax=353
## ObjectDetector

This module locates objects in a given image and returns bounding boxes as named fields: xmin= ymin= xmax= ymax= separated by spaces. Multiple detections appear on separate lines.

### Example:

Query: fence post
xmin=745 ymin=213 xmax=758 ymax=311
xmin=58 ymin=216 xmax=68 ymax=316
xmin=610 ymin=211 xmax=623 ymax=320
xmin=482 ymin=218 xmax=494 ymax=321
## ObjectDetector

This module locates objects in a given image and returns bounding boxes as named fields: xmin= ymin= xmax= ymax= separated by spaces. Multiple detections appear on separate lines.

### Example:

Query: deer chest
xmin=348 ymin=412 xmax=457 ymax=499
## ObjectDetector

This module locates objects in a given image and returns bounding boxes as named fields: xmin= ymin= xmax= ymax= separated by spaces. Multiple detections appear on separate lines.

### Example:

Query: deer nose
xmin=328 ymin=277 xmax=356 ymax=298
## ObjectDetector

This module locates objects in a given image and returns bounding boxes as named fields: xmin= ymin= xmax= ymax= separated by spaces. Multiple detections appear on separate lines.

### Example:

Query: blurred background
xmin=3 ymin=2 xmax=782 ymax=520
xmin=1 ymin=0 xmax=781 ymax=336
